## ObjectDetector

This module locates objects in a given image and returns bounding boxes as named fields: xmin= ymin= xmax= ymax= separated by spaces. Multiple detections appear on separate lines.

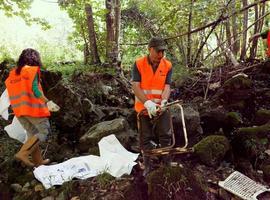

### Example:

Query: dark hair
xmin=16 ymin=48 xmax=42 ymax=75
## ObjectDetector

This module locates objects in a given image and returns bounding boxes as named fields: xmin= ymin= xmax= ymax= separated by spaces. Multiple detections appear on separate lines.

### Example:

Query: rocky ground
xmin=1 ymin=60 xmax=270 ymax=199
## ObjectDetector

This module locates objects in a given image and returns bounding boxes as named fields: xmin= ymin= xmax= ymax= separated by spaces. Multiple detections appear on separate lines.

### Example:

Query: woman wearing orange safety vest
xmin=5 ymin=48 xmax=60 ymax=167
xmin=131 ymin=37 xmax=172 ymax=176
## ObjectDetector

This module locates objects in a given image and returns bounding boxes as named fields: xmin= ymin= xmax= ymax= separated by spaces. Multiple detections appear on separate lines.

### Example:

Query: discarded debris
xmin=218 ymin=171 xmax=270 ymax=200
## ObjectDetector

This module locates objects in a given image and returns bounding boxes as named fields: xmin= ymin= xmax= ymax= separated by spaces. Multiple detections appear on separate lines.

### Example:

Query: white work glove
xmin=46 ymin=100 xmax=60 ymax=112
xmin=161 ymin=99 xmax=168 ymax=107
xmin=144 ymin=100 xmax=158 ymax=118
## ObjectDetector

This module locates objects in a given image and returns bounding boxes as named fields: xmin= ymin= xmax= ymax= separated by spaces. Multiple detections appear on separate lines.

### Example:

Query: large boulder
xmin=146 ymin=166 xmax=207 ymax=200
xmin=79 ymin=118 xmax=135 ymax=151
xmin=170 ymin=104 xmax=203 ymax=147
xmin=217 ymin=74 xmax=255 ymax=115
xmin=193 ymin=135 xmax=231 ymax=166
xmin=254 ymin=109 xmax=270 ymax=125
xmin=200 ymin=107 xmax=227 ymax=135
xmin=232 ymin=123 xmax=270 ymax=165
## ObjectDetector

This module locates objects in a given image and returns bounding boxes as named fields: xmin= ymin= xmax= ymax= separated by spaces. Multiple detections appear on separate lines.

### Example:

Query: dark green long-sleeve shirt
xmin=32 ymin=74 xmax=42 ymax=98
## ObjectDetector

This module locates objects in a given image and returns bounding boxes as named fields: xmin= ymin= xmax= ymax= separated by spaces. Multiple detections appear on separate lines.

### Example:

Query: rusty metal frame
xmin=137 ymin=100 xmax=193 ymax=157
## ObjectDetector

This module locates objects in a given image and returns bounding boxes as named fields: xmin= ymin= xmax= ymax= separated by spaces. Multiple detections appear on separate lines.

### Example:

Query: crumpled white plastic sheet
xmin=0 ymin=88 xmax=27 ymax=143
xmin=0 ymin=89 xmax=10 ymax=120
xmin=34 ymin=134 xmax=139 ymax=189
xmin=4 ymin=116 xmax=28 ymax=143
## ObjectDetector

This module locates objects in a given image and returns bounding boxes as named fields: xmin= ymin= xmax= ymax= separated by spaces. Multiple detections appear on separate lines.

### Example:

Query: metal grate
xmin=218 ymin=171 xmax=270 ymax=200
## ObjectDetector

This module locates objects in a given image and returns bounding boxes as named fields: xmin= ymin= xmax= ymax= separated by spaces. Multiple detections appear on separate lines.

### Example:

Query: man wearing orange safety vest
xmin=249 ymin=29 xmax=270 ymax=58
xmin=5 ymin=48 xmax=60 ymax=167
xmin=131 ymin=37 xmax=172 ymax=176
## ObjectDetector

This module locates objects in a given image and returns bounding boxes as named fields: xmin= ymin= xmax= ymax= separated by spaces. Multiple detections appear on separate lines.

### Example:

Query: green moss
xmin=226 ymin=112 xmax=242 ymax=127
xmin=96 ymin=172 xmax=115 ymax=187
xmin=233 ymin=124 xmax=270 ymax=163
xmin=237 ymin=123 xmax=270 ymax=136
xmin=146 ymin=166 xmax=206 ymax=200
xmin=223 ymin=76 xmax=252 ymax=90
xmin=256 ymin=109 xmax=270 ymax=116
xmin=193 ymin=135 xmax=230 ymax=166
xmin=255 ymin=109 xmax=270 ymax=125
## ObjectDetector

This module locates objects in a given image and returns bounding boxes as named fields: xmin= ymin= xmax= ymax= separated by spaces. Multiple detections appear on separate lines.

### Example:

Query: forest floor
xmin=1 ymin=60 xmax=270 ymax=199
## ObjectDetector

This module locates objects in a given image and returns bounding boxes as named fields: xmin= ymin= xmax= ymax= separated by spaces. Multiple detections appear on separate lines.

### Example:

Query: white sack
xmin=4 ymin=116 xmax=27 ymax=143
xmin=0 ymin=89 xmax=10 ymax=120
xmin=34 ymin=134 xmax=139 ymax=189
xmin=34 ymin=155 xmax=105 ymax=189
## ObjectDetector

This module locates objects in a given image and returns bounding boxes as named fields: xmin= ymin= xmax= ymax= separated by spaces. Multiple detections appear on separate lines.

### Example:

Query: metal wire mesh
xmin=218 ymin=171 xmax=270 ymax=200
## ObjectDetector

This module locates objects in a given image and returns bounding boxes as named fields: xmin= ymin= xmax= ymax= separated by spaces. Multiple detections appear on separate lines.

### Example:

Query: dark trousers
xmin=139 ymin=110 xmax=172 ymax=150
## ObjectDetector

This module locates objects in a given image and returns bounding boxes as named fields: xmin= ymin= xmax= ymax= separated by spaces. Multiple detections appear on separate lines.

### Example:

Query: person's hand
xmin=46 ymin=101 xmax=60 ymax=112
xmin=144 ymin=100 xmax=158 ymax=118
xmin=161 ymin=99 xmax=168 ymax=107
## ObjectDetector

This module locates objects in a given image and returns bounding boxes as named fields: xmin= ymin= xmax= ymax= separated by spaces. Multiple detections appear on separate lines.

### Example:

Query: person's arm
xmin=161 ymin=67 xmax=172 ymax=100
xmin=161 ymin=84 xmax=171 ymax=100
xmin=131 ymin=62 xmax=148 ymax=103
xmin=132 ymin=82 xmax=148 ymax=103
xmin=32 ymin=74 xmax=48 ymax=102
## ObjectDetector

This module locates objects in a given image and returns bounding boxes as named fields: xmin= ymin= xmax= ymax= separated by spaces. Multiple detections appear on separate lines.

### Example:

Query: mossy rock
xmin=223 ymin=112 xmax=242 ymax=134
xmin=226 ymin=112 xmax=242 ymax=127
xmin=237 ymin=123 xmax=270 ymax=137
xmin=223 ymin=75 xmax=252 ymax=91
xmin=200 ymin=108 xmax=227 ymax=135
xmin=232 ymin=124 xmax=270 ymax=160
xmin=193 ymin=135 xmax=230 ymax=166
xmin=255 ymin=109 xmax=270 ymax=125
xmin=146 ymin=166 xmax=206 ymax=200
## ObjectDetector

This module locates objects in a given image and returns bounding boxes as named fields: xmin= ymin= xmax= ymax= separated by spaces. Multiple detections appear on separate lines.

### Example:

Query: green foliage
xmin=60 ymin=0 xmax=107 ymax=61
xmin=172 ymin=63 xmax=191 ymax=83
xmin=37 ymin=41 xmax=82 ymax=68
xmin=226 ymin=112 xmax=242 ymax=127
xmin=96 ymin=172 xmax=115 ymax=187
xmin=0 ymin=45 xmax=14 ymax=63
xmin=0 ymin=0 xmax=50 ymax=29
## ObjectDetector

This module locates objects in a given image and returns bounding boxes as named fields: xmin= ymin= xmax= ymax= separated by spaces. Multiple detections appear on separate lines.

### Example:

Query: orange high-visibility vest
xmin=134 ymin=56 xmax=172 ymax=113
xmin=267 ymin=30 xmax=270 ymax=57
xmin=5 ymin=66 xmax=50 ymax=117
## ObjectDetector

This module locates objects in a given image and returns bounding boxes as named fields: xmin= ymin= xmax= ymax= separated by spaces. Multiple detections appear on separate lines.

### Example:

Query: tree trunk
xmin=249 ymin=2 xmax=265 ymax=59
xmin=215 ymin=32 xmax=239 ymax=67
xmin=105 ymin=0 xmax=121 ymax=66
xmin=85 ymin=4 xmax=101 ymax=64
xmin=80 ymin=24 xmax=90 ymax=64
xmin=258 ymin=2 xmax=266 ymax=34
xmin=231 ymin=0 xmax=239 ymax=55
xmin=177 ymin=38 xmax=187 ymax=65
xmin=187 ymin=0 xmax=194 ymax=67
xmin=240 ymin=0 xmax=248 ymax=60
xmin=225 ymin=19 xmax=232 ymax=49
